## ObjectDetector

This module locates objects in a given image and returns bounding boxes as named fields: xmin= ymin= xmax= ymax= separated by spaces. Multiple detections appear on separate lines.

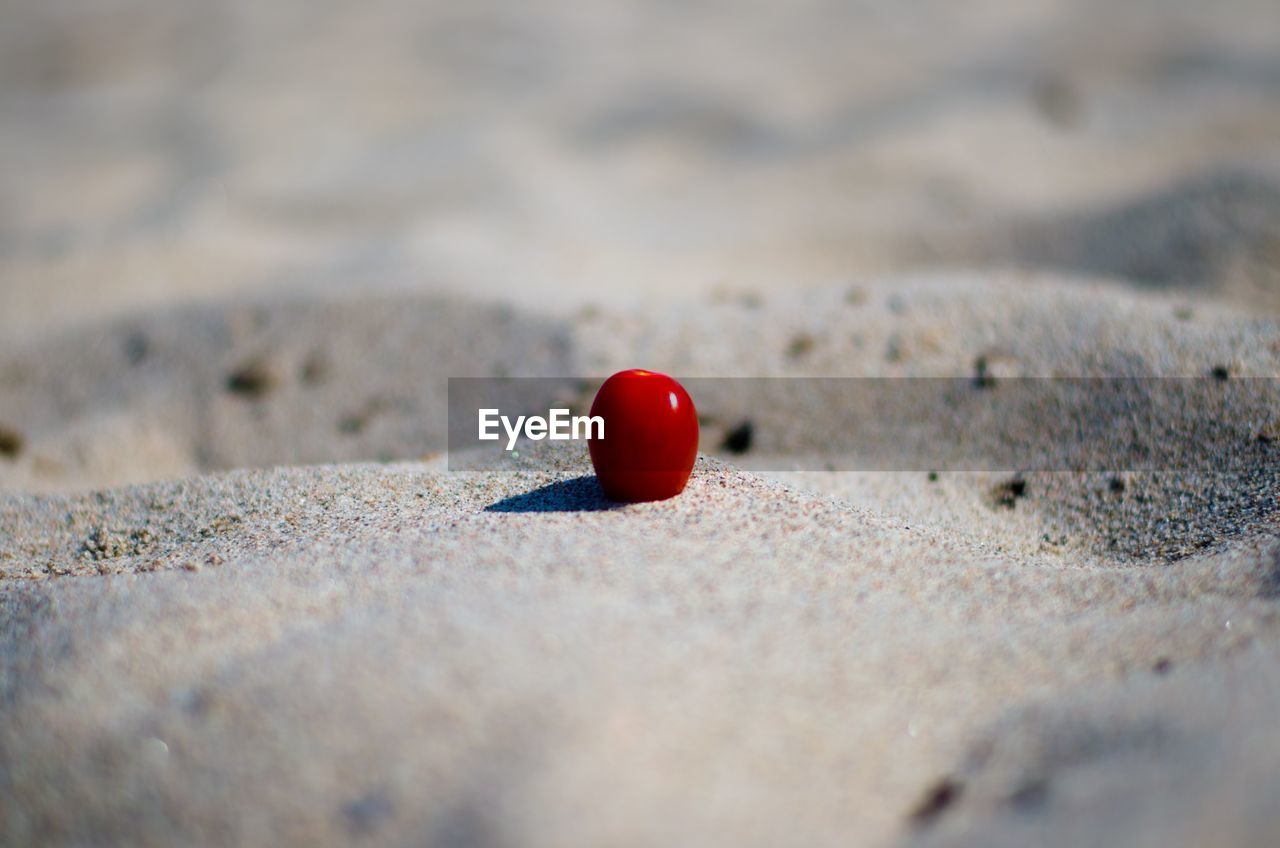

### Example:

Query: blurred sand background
xmin=3 ymin=1 xmax=1280 ymax=846
xmin=4 ymin=0 xmax=1280 ymax=336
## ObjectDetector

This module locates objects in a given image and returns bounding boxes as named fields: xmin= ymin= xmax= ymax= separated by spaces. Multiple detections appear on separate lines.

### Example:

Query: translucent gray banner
xmin=447 ymin=377 xmax=1280 ymax=472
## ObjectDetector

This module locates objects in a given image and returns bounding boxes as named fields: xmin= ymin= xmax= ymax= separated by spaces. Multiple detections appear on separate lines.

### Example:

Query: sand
xmin=2 ymin=451 xmax=1280 ymax=848
xmin=4 ymin=0 xmax=1280 ymax=844
xmin=3 ymin=276 xmax=1280 ymax=847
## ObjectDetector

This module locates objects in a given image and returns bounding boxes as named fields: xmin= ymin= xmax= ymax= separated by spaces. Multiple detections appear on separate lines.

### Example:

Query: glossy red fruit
xmin=588 ymin=369 xmax=699 ymax=502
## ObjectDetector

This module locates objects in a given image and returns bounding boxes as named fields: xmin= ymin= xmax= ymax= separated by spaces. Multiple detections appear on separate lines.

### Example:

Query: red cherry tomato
xmin=588 ymin=369 xmax=699 ymax=502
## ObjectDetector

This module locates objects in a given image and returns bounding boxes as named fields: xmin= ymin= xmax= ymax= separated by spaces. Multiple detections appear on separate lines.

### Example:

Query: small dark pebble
xmin=0 ymin=425 xmax=23 ymax=458
xmin=910 ymin=777 xmax=962 ymax=827
xmin=787 ymin=333 xmax=816 ymax=360
xmin=226 ymin=358 xmax=278 ymax=397
xmin=992 ymin=476 xmax=1028 ymax=509
xmin=1210 ymin=365 xmax=1230 ymax=382
xmin=927 ymin=471 xmax=939 ymax=482
xmin=721 ymin=420 xmax=755 ymax=455
xmin=972 ymin=355 xmax=996 ymax=389
xmin=1109 ymin=476 xmax=1126 ymax=494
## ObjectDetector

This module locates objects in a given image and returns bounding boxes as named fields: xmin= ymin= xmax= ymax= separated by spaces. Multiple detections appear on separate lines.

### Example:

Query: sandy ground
xmin=2 ymin=450 xmax=1280 ymax=848
xmin=4 ymin=0 xmax=1280 ymax=846
xmin=4 ymin=278 xmax=1280 ymax=847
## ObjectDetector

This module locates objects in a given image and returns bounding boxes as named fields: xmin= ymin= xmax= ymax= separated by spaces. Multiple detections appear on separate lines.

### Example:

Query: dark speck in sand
xmin=787 ymin=333 xmax=816 ymax=359
xmin=721 ymin=420 xmax=755 ymax=455
xmin=1153 ymin=658 xmax=1173 ymax=675
xmin=1210 ymin=365 xmax=1230 ymax=381
xmin=972 ymin=355 xmax=997 ymax=388
xmin=992 ymin=476 xmax=1028 ymax=509
xmin=226 ymin=357 xmax=279 ymax=398
xmin=910 ymin=777 xmax=962 ymax=828
xmin=972 ymin=357 xmax=993 ymax=388
xmin=0 ymin=425 xmax=23 ymax=458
